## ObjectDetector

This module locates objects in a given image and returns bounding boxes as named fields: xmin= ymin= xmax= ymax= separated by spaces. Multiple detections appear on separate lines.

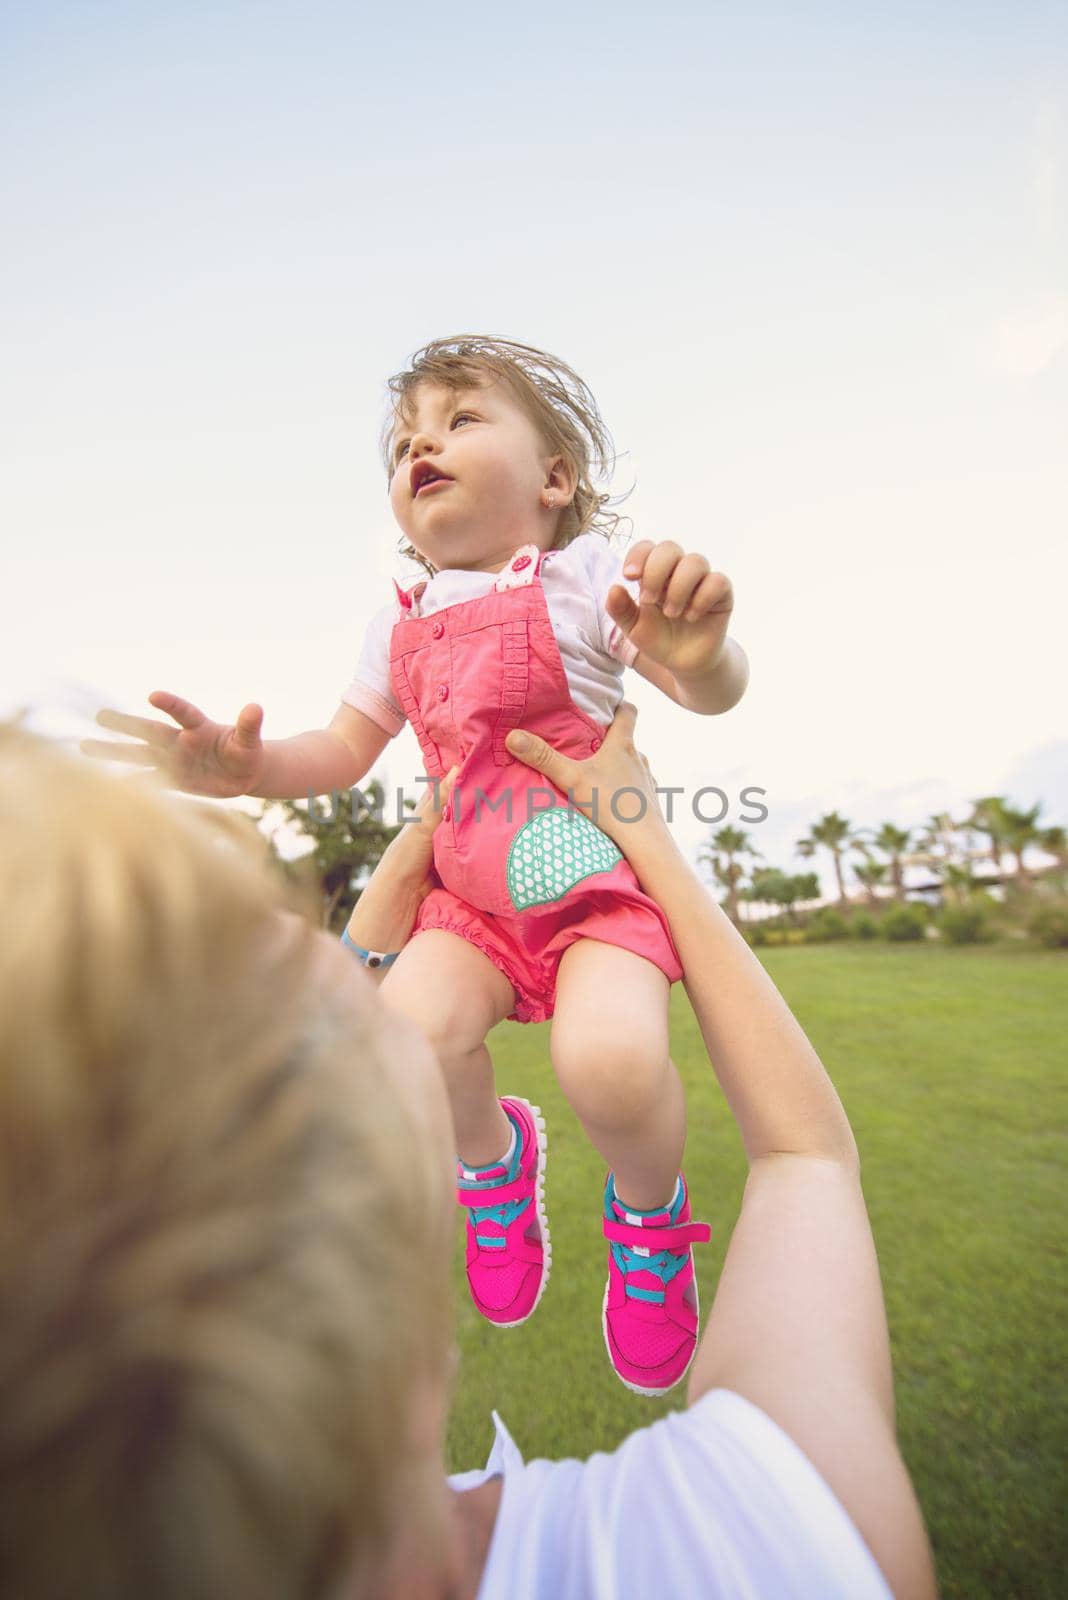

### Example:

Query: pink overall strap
xmin=389 ymin=578 xmax=445 ymax=776
xmin=489 ymin=544 xmax=543 ymax=765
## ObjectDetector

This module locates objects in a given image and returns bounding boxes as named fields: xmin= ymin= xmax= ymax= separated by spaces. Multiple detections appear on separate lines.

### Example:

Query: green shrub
xmin=804 ymin=908 xmax=850 ymax=942
xmin=746 ymin=924 xmax=769 ymax=947
xmin=937 ymin=905 xmax=993 ymax=945
xmin=882 ymin=905 xmax=927 ymax=942
xmin=851 ymin=912 xmax=879 ymax=940
xmin=1028 ymin=902 xmax=1068 ymax=949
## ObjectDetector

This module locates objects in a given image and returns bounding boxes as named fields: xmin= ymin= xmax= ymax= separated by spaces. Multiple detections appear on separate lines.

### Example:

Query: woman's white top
xmin=342 ymin=533 xmax=640 ymax=737
xmin=447 ymin=1388 xmax=893 ymax=1600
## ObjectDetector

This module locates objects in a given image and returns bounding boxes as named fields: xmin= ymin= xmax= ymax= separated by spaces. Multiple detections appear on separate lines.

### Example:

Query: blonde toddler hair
xmin=0 ymin=725 xmax=453 ymax=1598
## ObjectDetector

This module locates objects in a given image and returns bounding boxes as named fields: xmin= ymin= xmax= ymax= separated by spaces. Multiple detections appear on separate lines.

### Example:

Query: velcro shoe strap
xmin=603 ymin=1218 xmax=712 ymax=1251
xmin=456 ymin=1171 xmax=530 ymax=1209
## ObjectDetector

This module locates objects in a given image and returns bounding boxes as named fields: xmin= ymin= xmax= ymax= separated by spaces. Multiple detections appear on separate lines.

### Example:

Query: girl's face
xmin=387 ymin=376 xmax=568 ymax=574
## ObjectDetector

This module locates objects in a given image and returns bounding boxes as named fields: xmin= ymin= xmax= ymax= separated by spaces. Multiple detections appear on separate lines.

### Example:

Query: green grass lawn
xmin=444 ymin=943 xmax=1068 ymax=1600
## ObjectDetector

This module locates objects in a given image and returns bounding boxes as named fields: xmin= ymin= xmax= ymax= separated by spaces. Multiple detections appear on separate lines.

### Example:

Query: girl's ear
xmin=545 ymin=454 xmax=578 ymax=504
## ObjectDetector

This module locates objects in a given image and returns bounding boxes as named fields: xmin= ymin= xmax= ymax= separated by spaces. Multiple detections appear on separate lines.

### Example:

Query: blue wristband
xmin=340 ymin=930 xmax=400 ymax=970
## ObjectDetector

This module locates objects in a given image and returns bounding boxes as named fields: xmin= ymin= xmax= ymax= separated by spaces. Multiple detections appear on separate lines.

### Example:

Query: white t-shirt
xmin=341 ymin=533 xmax=640 ymax=736
xmin=447 ymin=1388 xmax=893 ymax=1600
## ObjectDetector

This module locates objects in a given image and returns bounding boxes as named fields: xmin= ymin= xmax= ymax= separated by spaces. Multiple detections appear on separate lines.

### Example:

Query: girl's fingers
xmin=683 ymin=571 xmax=733 ymax=621
xmin=80 ymin=738 xmax=159 ymax=766
xmin=148 ymin=691 xmax=207 ymax=730
xmin=621 ymin=539 xmax=654 ymax=582
xmin=637 ymin=541 xmax=684 ymax=606
xmin=95 ymin=708 xmax=177 ymax=748
xmin=662 ymin=554 xmax=711 ymax=619
xmin=233 ymin=703 xmax=264 ymax=748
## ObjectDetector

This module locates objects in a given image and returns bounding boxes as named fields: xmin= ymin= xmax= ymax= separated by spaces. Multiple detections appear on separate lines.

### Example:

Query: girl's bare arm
xmin=83 ymin=696 xmax=389 ymax=799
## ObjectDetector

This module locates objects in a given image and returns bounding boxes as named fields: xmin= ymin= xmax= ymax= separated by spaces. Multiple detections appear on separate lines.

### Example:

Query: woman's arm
xmin=503 ymin=708 xmax=938 ymax=1600
xmin=342 ymin=768 xmax=456 ymax=981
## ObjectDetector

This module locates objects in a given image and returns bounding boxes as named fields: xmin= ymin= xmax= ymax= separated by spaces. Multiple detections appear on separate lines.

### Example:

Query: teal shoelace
xmin=610 ymin=1239 xmax=690 ymax=1304
xmin=468 ymin=1196 xmax=530 ymax=1249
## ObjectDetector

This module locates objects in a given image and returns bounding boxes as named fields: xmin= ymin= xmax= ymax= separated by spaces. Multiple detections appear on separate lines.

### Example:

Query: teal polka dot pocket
xmin=506 ymin=805 xmax=623 ymax=912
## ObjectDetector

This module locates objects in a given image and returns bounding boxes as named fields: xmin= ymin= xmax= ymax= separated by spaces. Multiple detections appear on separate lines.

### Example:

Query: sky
xmin=2 ymin=1 xmax=1066 ymax=895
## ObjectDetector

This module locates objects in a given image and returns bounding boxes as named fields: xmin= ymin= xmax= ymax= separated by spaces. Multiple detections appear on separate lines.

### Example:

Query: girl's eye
xmin=394 ymin=413 xmax=474 ymax=463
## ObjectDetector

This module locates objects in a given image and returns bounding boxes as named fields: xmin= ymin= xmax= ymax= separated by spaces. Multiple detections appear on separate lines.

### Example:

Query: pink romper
xmin=389 ymin=545 xmax=682 ymax=1023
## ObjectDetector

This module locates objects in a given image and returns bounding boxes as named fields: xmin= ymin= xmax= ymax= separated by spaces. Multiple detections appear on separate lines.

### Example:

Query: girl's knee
xmin=551 ymin=1025 xmax=672 ymax=1124
xmin=380 ymin=936 xmax=506 ymax=1054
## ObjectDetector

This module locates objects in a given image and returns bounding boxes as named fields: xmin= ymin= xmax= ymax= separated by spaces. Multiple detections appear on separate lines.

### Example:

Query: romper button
xmin=441 ymin=804 xmax=451 ymax=822
xmin=431 ymin=620 xmax=444 ymax=639
xmin=590 ymin=737 xmax=602 ymax=752
xmin=512 ymin=553 xmax=532 ymax=571
xmin=437 ymin=684 xmax=449 ymax=701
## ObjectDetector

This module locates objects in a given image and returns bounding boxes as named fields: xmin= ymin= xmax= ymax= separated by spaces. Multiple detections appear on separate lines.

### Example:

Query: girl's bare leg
xmin=551 ymin=940 xmax=685 ymax=1211
xmin=379 ymin=930 xmax=516 ymax=1167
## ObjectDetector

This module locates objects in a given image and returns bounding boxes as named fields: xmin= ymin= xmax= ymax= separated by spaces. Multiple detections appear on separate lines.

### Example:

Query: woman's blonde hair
xmin=0 ymin=726 xmax=453 ymax=1598
xmin=381 ymin=333 xmax=632 ymax=578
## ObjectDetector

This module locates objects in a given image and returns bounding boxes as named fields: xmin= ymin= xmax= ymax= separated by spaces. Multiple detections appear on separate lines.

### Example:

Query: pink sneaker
xmin=601 ymin=1172 xmax=711 ymax=1396
xmin=456 ymin=1097 xmax=550 ymax=1328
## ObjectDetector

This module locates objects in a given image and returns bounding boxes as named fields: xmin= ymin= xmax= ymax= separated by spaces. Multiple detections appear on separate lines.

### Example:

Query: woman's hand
xmin=343 ymin=766 xmax=457 ymax=965
xmin=505 ymin=701 xmax=677 ymax=864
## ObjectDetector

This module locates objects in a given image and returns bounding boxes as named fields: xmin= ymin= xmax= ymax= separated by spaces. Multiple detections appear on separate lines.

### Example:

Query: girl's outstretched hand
xmin=80 ymin=692 xmax=266 ymax=798
xmin=606 ymin=540 xmax=733 ymax=680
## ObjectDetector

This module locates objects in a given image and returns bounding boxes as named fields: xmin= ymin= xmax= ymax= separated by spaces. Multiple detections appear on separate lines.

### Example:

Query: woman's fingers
xmin=94 ymin=708 xmax=178 ymax=748
xmin=504 ymin=728 xmax=579 ymax=791
xmin=80 ymin=738 xmax=160 ymax=766
xmin=507 ymin=701 xmax=638 ymax=778
xmin=425 ymin=761 xmax=460 ymax=819
xmin=604 ymin=699 xmax=639 ymax=746
xmin=415 ymin=764 xmax=459 ymax=824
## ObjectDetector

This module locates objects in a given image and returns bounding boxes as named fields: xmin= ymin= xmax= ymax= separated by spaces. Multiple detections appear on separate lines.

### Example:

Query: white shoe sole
xmin=476 ymin=1096 xmax=551 ymax=1330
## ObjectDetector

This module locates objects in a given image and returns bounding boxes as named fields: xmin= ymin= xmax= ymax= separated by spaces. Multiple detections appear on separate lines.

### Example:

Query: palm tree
xmin=965 ymin=796 xmax=1013 ymax=875
xmin=744 ymin=868 xmax=820 ymax=926
xmin=870 ymin=823 xmax=911 ymax=901
xmin=914 ymin=811 xmax=962 ymax=871
xmin=942 ymin=861 xmax=976 ymax=906
xmin=1001 ymin=803 xmax=1043 ymax=884
xmin=853 ymin=859 xmax=888 ymax=907
xmin=1038 ymin=824 xmax=1067 ymax=870
xmin=797 ymin=812 xmax=854 ymax=907
xmin=700 ymin=825 xmax=761 ymax=925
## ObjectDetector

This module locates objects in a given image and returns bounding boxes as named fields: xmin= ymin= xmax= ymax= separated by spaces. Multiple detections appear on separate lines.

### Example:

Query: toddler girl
xmin=88 ymin=335 xmax=749 ymax=1395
